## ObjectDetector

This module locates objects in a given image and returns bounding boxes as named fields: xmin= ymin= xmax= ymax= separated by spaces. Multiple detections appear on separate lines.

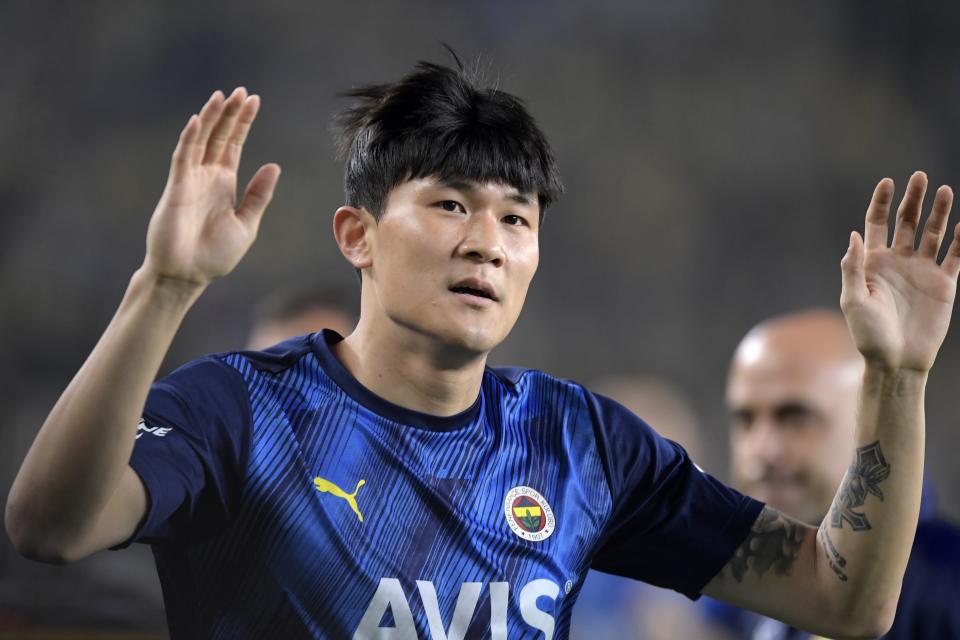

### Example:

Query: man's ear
xmin=333 ymin=206 xmax=375 ymax=269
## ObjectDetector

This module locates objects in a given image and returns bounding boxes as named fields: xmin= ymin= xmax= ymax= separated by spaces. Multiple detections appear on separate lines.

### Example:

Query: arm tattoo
xmin=817 ymin=524 xmax=848 ymax=582
xmin=723 ymin=507 xmax=807 ymax=583
xmin=830 ymin=440 xmax=891 ymax=531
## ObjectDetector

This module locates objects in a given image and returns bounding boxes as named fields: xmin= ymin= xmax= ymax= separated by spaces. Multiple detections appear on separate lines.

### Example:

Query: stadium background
xmin=2 ymin=1 xmax=959 ymax=636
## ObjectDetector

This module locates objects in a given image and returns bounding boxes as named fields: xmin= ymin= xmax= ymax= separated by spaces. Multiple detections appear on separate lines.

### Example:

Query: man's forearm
xmin=816 ymin=363 xmax=926 ymax=632
xmin=5 ymin=267 xmax=204 ymax=555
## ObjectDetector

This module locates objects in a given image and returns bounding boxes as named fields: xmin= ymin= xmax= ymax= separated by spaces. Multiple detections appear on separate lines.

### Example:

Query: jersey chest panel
xmin=228 ymin=379 xmax=613 ymax=638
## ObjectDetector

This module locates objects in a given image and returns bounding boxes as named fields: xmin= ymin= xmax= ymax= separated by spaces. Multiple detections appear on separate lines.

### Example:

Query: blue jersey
xmin=119 ymin=330 xmax=762 ymax=639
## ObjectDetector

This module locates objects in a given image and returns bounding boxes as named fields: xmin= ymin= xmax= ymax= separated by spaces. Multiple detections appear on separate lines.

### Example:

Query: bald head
xmin=727 ymin=309 xmax=864 ymax=524
xmin=733 ymin=309 xmax=862 ymax=378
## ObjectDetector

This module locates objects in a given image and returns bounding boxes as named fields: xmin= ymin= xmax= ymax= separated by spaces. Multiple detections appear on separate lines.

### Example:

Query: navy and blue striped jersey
xmin=122 ymin=330 xmax=762 ymax=639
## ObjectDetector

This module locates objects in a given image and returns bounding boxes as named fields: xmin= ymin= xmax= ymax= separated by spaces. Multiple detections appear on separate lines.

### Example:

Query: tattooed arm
xmin=704 ymin=173 xmax=960 ymax=639
xmin=703 ymin=372 xmax=923 ymax=639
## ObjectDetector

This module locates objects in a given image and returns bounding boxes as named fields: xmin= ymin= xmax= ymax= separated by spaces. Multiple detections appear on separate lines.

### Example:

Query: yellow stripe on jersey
xmin=514 ymin=506 xmax=542 ymax=518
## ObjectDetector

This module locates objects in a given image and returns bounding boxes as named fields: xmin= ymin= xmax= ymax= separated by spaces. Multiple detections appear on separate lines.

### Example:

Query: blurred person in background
xmin=699 ymin=309 xmax=960 ymax=639
xmin=571 ymin=376 xmax=721 ymax=640
xmin=245 ymin=285 xmax=356 ymax=350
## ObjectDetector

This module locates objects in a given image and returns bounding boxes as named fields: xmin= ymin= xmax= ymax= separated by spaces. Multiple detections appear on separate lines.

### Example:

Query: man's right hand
xmin=143 ymin=87 xmax=280 ymax=288
xmin=6 ymin=88 xmax=280 ymax=563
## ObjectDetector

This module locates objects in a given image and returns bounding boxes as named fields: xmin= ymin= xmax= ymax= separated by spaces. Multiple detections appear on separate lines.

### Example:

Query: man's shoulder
xmin=155 ymin=334 xmax=319 ymax=397
xmin=484 ymin=365 xmax=588 ymax=402
xmin=226 ymin=333 xmax=318 ymax=373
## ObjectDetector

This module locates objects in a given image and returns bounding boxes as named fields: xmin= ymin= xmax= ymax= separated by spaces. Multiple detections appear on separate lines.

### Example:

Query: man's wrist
xmin=861 ymin=360 xmax=928 ymax=395
xmin=128 ymin=266 xmax=207 ymax=312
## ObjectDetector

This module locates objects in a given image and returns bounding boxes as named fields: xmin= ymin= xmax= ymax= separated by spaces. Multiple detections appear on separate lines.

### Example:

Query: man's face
xmin=362 ymin=177 xmax=540 ymax=355
xmin=727 ymin=337 xmax=860 ymax=524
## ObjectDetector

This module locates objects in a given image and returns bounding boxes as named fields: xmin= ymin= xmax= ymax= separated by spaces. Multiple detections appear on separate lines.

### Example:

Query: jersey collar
xmin=310 ymin=329 xmax=484 ymax=432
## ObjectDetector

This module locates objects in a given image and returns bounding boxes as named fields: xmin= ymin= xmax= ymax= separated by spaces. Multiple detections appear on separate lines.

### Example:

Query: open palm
xmin=143 ymin=87 xmax=280 ymax=286
xmin=841 ymin=173 xmax=960 ymax=371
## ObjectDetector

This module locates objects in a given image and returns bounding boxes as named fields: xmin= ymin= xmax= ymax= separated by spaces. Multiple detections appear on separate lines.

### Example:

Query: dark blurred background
xmin=3 ymin=0 xmax=959 ymax=635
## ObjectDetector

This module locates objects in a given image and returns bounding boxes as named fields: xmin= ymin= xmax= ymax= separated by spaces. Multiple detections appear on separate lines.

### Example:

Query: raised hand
xmin=142 ymin=87 xmax=281 ymax=287
xmin=841 ymin=171 xmax=960 ymax=371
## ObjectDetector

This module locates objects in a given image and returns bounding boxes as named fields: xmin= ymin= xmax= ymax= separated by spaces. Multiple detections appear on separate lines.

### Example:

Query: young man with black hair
xmin=7 ymin=58 xmax=960 ymax=639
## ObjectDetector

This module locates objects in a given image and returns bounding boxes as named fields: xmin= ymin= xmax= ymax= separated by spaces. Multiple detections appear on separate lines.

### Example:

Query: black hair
xmin=332 ymin=51 xmax=563 ymax=220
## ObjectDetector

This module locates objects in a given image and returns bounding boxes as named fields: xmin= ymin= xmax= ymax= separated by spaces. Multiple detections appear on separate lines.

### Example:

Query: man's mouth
xmin=449 ymin=279 xmax=498 ymax=302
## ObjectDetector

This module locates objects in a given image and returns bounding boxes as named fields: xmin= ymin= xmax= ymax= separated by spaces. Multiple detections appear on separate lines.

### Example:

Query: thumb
xmin=840 ymin=231 xmax=866 ymax=309
xmin=237 ymin=163 xmax=281 ymax=229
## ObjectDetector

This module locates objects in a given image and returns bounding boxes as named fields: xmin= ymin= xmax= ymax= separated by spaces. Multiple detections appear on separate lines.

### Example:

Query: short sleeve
xmin=586 ymin=391 xmax=763 ymax=599
xmin=115 ymin=355 xmax=252 ymax=548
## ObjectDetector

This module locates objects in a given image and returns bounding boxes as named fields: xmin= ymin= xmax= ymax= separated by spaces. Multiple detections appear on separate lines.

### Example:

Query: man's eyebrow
xmin=775 ymin=402 xmax=815 ymax=418
xmin=506 ymin=192 xmax=536 ymax=206
xmin=434 ymin=178 xmax=536 ymax=206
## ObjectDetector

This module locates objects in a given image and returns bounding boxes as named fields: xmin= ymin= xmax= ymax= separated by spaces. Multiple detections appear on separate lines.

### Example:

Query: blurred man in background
xmin=700 ymin=309 xmax=960 ymax=639
xmin=245 ymin=285 xmax=356 ymax=350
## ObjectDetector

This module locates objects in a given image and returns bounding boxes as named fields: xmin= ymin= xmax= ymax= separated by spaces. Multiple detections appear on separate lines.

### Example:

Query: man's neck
xmin=334 ymin=320 xmax=488 ymax=418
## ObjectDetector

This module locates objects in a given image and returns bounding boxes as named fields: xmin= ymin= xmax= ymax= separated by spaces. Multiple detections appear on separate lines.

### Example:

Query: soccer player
xmin=699 ymin=309 xmax=960 ymax=639
xmin=6 ymin=58 xmax=960 ymax=639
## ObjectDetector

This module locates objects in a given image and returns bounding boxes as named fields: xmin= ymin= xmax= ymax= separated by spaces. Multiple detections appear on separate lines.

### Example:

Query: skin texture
xmin=330 ymin=177 xmax=541 ymax=416
xmin=727 ymin=310 xmax=863 ymax=525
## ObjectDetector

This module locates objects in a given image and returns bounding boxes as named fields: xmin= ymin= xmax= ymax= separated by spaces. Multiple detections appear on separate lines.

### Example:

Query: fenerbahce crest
xmin=504 ymin=486 xmax=555 ymax=541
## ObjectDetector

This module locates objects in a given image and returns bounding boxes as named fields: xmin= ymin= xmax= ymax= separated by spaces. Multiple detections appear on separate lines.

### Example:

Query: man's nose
xmin=744 ymin=419 xmax=789 ymax=466
xmin=457 ymin=211 xmax=505 ymax=266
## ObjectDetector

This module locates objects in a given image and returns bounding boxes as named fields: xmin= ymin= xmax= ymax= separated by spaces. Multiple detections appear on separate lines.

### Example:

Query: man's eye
xmin=503 ymin=214 xmax=528 ymax=227
xmin=777 ymin=405 xmax=813 ymax=428
xmin=730 ymin=412 xmax=752 ymax=431
xmin=436 ymin=200 xmax=465 ymax=213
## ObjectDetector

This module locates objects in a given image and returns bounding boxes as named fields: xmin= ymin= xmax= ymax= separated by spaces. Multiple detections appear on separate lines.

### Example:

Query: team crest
xmin=504 ymin=486 xmax=555 ymax=541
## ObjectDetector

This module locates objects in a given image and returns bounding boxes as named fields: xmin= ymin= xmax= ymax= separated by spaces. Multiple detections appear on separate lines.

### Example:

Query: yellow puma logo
xmin=313 ymin=476 xmax=366 ymax=522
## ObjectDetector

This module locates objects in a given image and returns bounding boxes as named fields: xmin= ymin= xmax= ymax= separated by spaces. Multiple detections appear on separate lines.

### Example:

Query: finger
xmin=864 ymin=178 xmax=895 ymax=250
xmin=237 ymin=163 xmax=281 ymax=230
xmin=941 ymin=224 xmax=960 ymax=280
xmin=918 ymin=185 xmax=954 ymax=259
xmin=891 ymin=171 xmax=928 ymax=253
xmin=192 ymin=90 xmax=226 ymax=164
xmin=840 ymin=231 xmax=867 ymax=310
xmin=219 ymin=95 xmax=261 ymax=171
xmin=204 ymin=87 xmax=248 ymax=165
xmin=170 ymin=114 xmax=199 ymax=179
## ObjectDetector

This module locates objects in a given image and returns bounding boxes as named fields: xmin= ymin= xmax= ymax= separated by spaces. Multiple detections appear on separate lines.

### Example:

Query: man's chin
xmin=421 ymin=323 xmax=505 ymax=360
xmin=748 ymin=487 xmax=804 ymax=518
xmin=391 ymin=313 xmax=505 ymax=355
xmin=448 ymin=329 xmax=502 ymax=356
xmin=756 ymin=495 xmax=824 ymax=525
xmin=753 ymin=491 xmax=787 ymax=511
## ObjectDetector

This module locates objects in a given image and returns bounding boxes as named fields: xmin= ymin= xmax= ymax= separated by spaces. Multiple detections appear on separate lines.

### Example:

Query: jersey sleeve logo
xmin=504 ymin=486 xmax=555 ymax=541
xmin=135 ymin=418 xmax=173 ymax=440
xmin=313 ymin=476 xmax=366 ymax=522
